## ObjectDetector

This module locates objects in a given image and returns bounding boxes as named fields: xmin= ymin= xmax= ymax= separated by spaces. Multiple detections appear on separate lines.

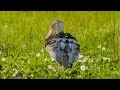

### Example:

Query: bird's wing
xmin=54 ymin=33 xmax=80 ymax=67
xmin=54 ymin=37 xmax=66 ymax=65
xmin=66 ymin=37 xmax=80 ymax=67
xmin=45 ymin=33 xmax=80 ymax=68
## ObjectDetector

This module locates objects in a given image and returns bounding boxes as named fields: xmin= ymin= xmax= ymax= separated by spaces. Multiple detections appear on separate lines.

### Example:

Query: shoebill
xmin=45 ymin=19 xmax=80 ymax=68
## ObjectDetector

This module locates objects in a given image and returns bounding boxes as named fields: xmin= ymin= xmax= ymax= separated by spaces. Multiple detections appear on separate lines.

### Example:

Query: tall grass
xmin=0 ymin=11 xmax=120 ymax=79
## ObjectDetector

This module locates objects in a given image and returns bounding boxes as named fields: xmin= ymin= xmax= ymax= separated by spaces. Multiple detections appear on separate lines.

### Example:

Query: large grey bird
xmin=45 ymin=19 xmax=80 ymax=68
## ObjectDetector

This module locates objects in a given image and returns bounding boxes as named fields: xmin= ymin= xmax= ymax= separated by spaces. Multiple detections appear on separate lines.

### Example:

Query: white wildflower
xmin=21 ymin=45 xmax=26 ymax=50
xmin=2 ymin=57 xmax=6 ymax=62
xmin=28 ymin=60 xmax=30 ymax=64
xmin=51 ymin=58 xmax=55 ymax=61
xmin=13 ymin=68 xmax=18 ymax=77
xmin=103 ymin=57 xmax=107 ymax=60
xmin=80 ymin=65 xmax=86 ymax=71
xmin=78 ymin=60 xmax=83 ymax=63
xmin=90 ymin=60 xmax=93 ymax=63
xmin=31 ymin=74 xmax=34 ymax=77
xmin=97 ymin=45 xmax=102 ymax=49
xmin=83 ymin=58 xmax=87 ymax=62
xmin=48 ymin=65 xmax=53 ymax=69
xmin=78 ymin=57 xmax=87 ymax=63
xmin=79 ymin=54 xmax=83 ymax=59
xmin=102 ymin=47 xmax=106 ymax=51
xmin=41 ymin=48 xmax=44 ymax=52
xmin=48 ymin=65 xmax=56 ymax=72
xmin=3 ymin=70 xmax=7 ymax=73
xmin=44 ymin=58 xmax=49 ymax=61
xmin=36 ymin=53 xmax=40 ymax=57
xmin=103 ymin=57 xmax=111 ymax=61
xmin=0 ymin=51 xmax=2 ymax=55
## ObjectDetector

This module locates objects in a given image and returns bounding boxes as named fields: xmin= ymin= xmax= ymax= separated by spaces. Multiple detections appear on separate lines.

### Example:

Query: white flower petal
xmin=41 ymin=49 xmax=44 ymax=52
xmin=3 ymin=70 xmax=7 ymax=73
xmin=103 ymin=57 xmax=111 ymax=61
xmin=83 ymin=58 xmax=88 ymax=62
xmin=48 ymin=65 xmax=53 ymax=69
xmin=80 ymin=65 xmax=86 ymax=71
xmin=97 ymin=45 xmax=102 ymax=49
xmin=21 ymin=45 xmax=27 ymax=50
xmin=2 ymin=57 xmax=6 ymax=62
xmin=44 ymin=58 xmax=49 ymax=61
xmin=102 ymin=47 xmax=106 ymax=51
xmin=28 ymin=60 xmax=30 ymax=64
xmin=13 ymin=69 xmax=18 ymax=77
xmin=79 ymin=55 xmax=84 ymax=59
xmin=36 ymin=53 xmax=40 ymax=57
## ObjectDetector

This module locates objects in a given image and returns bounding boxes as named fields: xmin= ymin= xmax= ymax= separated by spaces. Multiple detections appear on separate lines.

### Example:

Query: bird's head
xmin=45 ymin=19 xmax=64 ymax=40
xmin=51 ymin=19 xmax=64 ymax=34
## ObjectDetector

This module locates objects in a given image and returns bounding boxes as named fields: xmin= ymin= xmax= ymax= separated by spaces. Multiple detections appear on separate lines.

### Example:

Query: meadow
xmin=0 ymin=11 xmax=120 ymax=79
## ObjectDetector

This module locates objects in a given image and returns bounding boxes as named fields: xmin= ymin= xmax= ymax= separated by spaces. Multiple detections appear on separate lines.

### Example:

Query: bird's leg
xmin=62 ymin=54 xmax=69 ymax=68
xmin=60 ymin=60 xmax=63 ymax=66
xmin=68 ymin=63 xmax=72 ymax=68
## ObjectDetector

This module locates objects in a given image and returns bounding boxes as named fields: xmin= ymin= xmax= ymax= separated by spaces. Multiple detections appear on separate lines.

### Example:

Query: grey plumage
xmin=45 ymin=19 xmax=80 ymax=68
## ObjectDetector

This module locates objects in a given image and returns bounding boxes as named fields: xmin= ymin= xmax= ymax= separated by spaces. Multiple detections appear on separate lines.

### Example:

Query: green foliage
xmin=0 ymin=11 xmax=120 ymax=79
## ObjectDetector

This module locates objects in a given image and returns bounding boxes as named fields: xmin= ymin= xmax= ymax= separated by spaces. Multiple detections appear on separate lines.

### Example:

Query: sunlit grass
xmin=0 ymin=11 xmax=120 ymax=79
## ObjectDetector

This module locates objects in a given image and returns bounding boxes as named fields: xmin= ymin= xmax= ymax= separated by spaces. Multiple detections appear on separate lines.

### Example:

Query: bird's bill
xmin=45 ymin=29 xmax=56 ymax=40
